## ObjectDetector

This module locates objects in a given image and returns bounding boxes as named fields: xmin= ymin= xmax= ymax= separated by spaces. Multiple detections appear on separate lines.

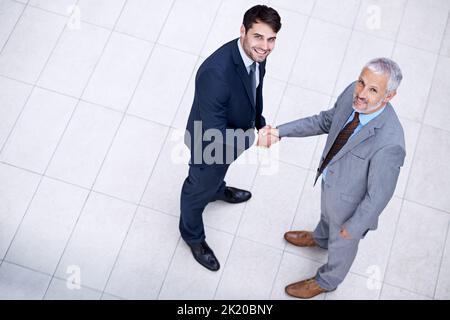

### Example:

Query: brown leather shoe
xmin=284 ymin=231 xmax=316 ymax=247
xmin=285 ymin=277 xmax=328 ymax=299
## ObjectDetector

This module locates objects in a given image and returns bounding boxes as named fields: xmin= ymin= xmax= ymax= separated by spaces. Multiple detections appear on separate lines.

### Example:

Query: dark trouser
xmin=179 ymin=164 xmax=230 ymax=245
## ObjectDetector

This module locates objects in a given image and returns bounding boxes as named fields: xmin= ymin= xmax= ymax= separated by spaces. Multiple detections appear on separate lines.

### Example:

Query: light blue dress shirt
xmin=322 ymin=106 xmax=386 ymax=180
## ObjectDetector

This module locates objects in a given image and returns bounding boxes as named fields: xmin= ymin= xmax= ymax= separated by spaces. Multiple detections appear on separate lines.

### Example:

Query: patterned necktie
xmin=249 ymin=62 xmax=257 ymax=105
xmin=318 ymin=112 xmax=360 ymax=175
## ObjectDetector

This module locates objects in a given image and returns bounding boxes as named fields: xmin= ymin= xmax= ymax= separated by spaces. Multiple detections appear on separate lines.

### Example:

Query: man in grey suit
xmin=258 ymin=58 xmax=405 ymax=299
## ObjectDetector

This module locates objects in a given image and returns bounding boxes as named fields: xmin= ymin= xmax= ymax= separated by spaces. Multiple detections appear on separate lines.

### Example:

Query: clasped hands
xmin=257 ymin=125 xmax=280 ymax=148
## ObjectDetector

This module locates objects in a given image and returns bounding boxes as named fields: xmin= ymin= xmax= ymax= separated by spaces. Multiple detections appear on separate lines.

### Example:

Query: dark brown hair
xmin=243 ymin=5 xmax=282 ymax=33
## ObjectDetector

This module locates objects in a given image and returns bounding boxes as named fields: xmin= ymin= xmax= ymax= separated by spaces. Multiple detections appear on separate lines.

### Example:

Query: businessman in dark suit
xmin=180 ymin=5 xmax=281 ymax=271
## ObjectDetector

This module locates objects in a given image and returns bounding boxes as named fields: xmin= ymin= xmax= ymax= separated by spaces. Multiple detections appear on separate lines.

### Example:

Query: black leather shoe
xmin=217 ymin=186 xmax=252 ymax=204
xmin=189 ymin=241 xmax=220 ymax=271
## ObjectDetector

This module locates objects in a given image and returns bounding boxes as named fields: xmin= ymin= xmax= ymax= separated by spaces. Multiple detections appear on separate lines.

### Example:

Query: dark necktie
xmin=318 ymin=112 xmax=360 ymax=175
xmin=249 ymin=62 xmax=256 ymax=105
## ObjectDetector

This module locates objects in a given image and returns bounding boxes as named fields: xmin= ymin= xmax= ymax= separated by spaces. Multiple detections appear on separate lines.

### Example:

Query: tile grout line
xmin=266 ymin=0 xmax=331 ymax=298
xmin=254 ymin=0 xmax=322 ymax=300
xmin=429 ymin=11 xmax=450 ymax=300
xmin=154 ymin=0 xmax=228 ymax=300
xmin=97 ymin=0 xmax=202 ymax=299
xmin=432 ymin=218 xmax=450 ymax=299
xmin=381 ymin=0 xmax=449 ymax=300
xmin=207 ymin=0 xmax=306 ymax=297
xmin=0 ymin=0 xmax=82 ymax=272
xmin=0 ymin=0 xmax=27 ymax=55
xmin=377 ymin=0 xmax=410 ymax=299
xmin=6 ymin=69 xmax=450 ymax=138
xmin=272 ymin=0 xmax=363 ymax=300
xmin=31 ymin=0 xmax=132 ymax=299
xmin=1 ymin=0 xmax=449 ymax=300
xmin=16 ymin=0 xmax=450 ymax=68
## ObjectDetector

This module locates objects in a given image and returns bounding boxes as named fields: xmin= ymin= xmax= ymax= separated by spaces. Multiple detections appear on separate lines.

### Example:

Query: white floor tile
xmin=325 ymin=272 xmax=381 ymax=300
xmin=140 ymin=128 xmax=188 ymax=215
xmin=268 ymin=0 xmax=315 ymax=15
xmin=5 ymin=178 xmax=88 ymax=274
xmin=116 ymin=0 xmax=174 ymax=42
xmin=392 ymin=44 xmax=438 ymax=122
xmin=105 ymin=207 xmax=179 ymax=300
xmin=290 ymin=18 xmax=352 ymax=95
xmin=128 ymin=45 xmax=197 ymax=126
xmin=29 ymin=0 xmax=77 ymax=16
xmin=44 ymin=277 xmax=102 ymax=300
xmin=47 ymin=102 xmax=122 ymax=188
xmin=406 ymin=125 xmax=450 ymax=212
xmin=334 ymin=30 xmax=395 ymax=96
xmin=0 ymin=0 xmax=24 ymax=50
xmin=159 ymin=0 xmax=221 ymax=55
xmin=94 ymin=115 xmax=168 ymax=203
xmin=441 ymin=17 xmax=450 ymax=57
xmin=159 ymin=227 xmax=233 ymax=300
xmin=287 ymin=171 xmax=328 ymax=264
xmin=0 ymin=164 xmax=40 ymax=259
xmin=238 ymin=162 xmax=308 ymax=249
xmin=0 ymin=76 xmax=32 ymax=149
xmin=265 ymin=8 xmax=308 ymax=82
xmin=38 ymin=22 xmax=110 ymax=98
xmin=0 ymin=0 xmax=448 ymax=300
xmin=261 ymin=77 xmax=286 ymax=125
xmin=397 ymin=0 xmax=450 ymax=53
xmin=435 ymin=224 xmax=450 ymax=299
xmin=83 ymin=32 xmax=153 ymax=112
xmin=394 ymin=117 xmax=421 ymax=198
xmin=77 ymin=0 xmax=126 ymax=29
xmin=354 ymin=0 xmax=407 ymax=40
xmin=424 ymin=56 xmax=450 ymax=131
xmin=312 ymin=0 xmax=361 ymax=28
xmin=0 ymin=262 xmax=51 ymax=299
xmin=275 ymin=85 xmax=331 ymax=169
xmin=202 ymin=155 xmax=259 ymax=234
xmin=385 ymin=200 xmax=449 ymax=297
xmin=55 ymin=192 xmax=136 ymax=290
xmin=0 ymin=88 xmax=77 ymax=173
xmin=0 ymin=6 xmax=66 ymax=83
xmin=380 ymin=283 xmax=431 ymax=300
xmin=215 ymin=237 xmax=282 ymax=299
xmin=172 ymin=58 xmax=204 ymax=130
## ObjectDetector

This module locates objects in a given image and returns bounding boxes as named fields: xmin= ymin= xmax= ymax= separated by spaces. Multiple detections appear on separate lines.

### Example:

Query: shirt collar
xmin=237 ymin=39 xmax=258 ymax=71
xmin=354 ymin=106 xmax=386 ymax=126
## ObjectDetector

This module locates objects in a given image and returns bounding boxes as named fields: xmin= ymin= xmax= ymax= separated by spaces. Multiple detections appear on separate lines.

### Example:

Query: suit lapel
xmin=232 ymin=39 xmax=256 ymax=109
xmin=328 ymin=104 xmax=391 ymax=166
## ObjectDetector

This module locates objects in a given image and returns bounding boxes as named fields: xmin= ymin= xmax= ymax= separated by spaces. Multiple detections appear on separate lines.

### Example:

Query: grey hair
xmin=364 ymin=57 xmax=403 ymax=94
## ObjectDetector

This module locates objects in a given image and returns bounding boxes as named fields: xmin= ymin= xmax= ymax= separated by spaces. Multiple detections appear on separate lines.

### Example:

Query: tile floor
xmin=0 ymin=0 xmax=449 ymax=300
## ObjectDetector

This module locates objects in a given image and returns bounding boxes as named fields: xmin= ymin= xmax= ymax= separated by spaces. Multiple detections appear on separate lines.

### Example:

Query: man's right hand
xmin=257 ymin=125 xmax=280 ymax=148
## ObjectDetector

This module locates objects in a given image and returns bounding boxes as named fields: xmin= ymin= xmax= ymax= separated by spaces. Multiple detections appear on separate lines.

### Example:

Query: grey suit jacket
xmin=278 ymin=82 xmax=406 ymax=239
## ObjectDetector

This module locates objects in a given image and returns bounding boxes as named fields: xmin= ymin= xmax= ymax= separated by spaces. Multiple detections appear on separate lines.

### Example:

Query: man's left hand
xmin=340 ymin=228 xmax=352 ymax=240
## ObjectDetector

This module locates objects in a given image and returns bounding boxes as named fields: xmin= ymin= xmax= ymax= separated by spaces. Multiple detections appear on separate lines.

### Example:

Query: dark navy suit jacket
xmin=185 ymin=38 xmax=266 ymax=166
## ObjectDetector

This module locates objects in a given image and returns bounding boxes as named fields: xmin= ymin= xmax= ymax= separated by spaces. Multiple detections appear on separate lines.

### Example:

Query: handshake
xmin=257 ymin=125 xmax=280 ymax=148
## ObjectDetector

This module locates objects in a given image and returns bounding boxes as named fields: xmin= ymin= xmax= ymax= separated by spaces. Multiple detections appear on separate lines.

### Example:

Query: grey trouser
xmin=312 ymin=180 xmax=360 ymax=291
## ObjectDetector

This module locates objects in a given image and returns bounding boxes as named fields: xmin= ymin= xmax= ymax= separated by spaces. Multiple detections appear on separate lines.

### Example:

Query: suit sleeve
xmin=197 ymin=67 xmax=230 ymax=133
xmin=276 ymin=81 xmax=356 ymax=138
xmin=344 ymin=144 xmax=406 ymax=238
xmin=277 ymin=104 xmax=337 ymax=138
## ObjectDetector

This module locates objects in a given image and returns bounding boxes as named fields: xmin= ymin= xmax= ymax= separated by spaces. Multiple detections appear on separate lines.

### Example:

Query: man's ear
xmin=384 ymin=90 xmax=397 ymax=103
xmin=240 ymin=24 xmax=246 ymax=37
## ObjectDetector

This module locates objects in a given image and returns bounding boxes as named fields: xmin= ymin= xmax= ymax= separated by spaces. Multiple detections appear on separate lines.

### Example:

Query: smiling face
xmin=239 ymin=21 xmax=277 ymax=63
xmin=352 ymin=67 xmax=397 ymax=114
